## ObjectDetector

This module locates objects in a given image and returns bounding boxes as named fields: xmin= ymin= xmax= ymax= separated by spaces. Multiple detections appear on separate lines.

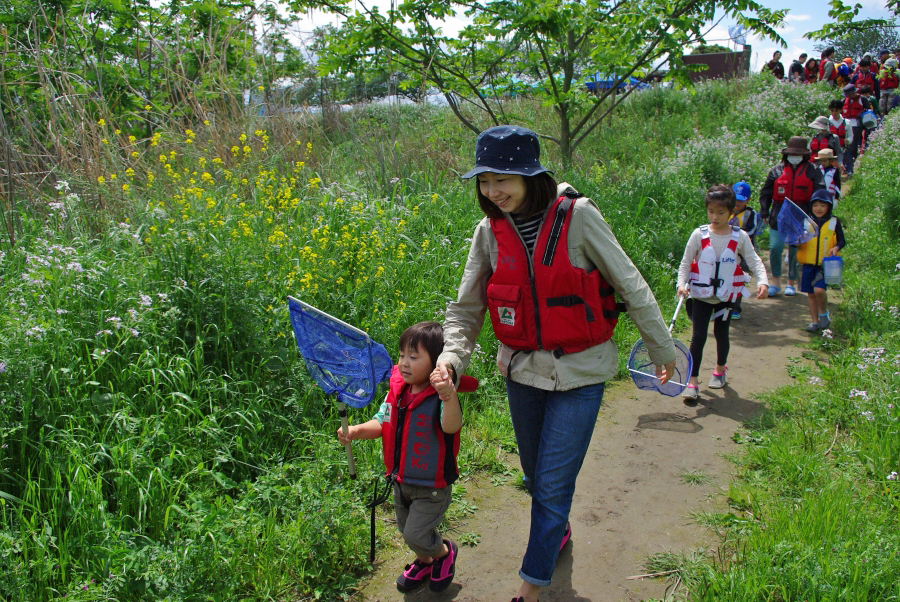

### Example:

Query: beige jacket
xmin=438 ymin=183 xmax=676 ymax=391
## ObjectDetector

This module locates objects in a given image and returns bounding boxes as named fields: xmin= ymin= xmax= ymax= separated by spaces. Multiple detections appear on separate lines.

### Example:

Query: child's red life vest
xmin=810 ymin=135 xmax=831 ymax=155
xmin=854 ymin=70 xmax=877 ymax=91
xmin=880 ymin=73 xmax=899 ymax=90
xmin=843 ymin=96 xmax=866 ymax=120
xmin=688 ymin=226 xmax=750 ymax=302
xmin=772 ymin=163 xmax=816 ymax=203
xmin=487 ymin=193 xmax=623 ymax=356
xmin=829 ymin=119 xmax=846 ymax=147
xmin=381 ymin=366 xmax=459 ymax=488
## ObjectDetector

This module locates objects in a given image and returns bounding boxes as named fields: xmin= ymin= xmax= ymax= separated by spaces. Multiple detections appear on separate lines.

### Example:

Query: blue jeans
xmin=768 ymin=227 xmax=798 ymax=281
xmin=507 ymin=379 xmax=604 ymax=586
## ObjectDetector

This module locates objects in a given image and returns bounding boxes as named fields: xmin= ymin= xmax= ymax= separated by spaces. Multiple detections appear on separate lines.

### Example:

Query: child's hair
xmin=476 ymin=172 xmax=558 ymax=219
xmin=859 ymin=58 xmax=872 ymax=68
xmin=398 ymin=322 xmax=444 ymax=370
xmin=829 ymin=99 xmax=843 ymax=111
xmin=859 ymin=85 xmax=872 ymax=94
xmin=705 ymin=185 xmax=736 ymax=212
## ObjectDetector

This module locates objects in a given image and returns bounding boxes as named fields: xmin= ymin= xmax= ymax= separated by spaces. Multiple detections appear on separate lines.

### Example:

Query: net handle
xmin=336 ymin=399 xmax=357 ymax=479
xmin=627 ymin=368 xmax=688 ymax=388
xmin=668 ymin=295 xmax=686 ymax=334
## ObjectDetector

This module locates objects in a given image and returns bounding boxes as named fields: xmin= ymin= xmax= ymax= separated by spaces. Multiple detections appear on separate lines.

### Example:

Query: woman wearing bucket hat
xmin=432 ymin=125 xmax=676 ymax=602
xmin=808 ymin=116 xmax=843 ymax=166
xmin=759 ymin=136 xmax=825 ymax=296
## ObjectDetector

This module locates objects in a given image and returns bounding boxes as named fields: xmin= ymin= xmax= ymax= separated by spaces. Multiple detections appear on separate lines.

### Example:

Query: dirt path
xmin=354 ymin=274 xmax=819 ymax=602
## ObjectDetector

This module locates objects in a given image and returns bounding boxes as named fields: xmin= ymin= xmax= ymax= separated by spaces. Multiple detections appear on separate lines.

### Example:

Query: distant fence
xmin=683 ymin=46 xmax=752 ymax=82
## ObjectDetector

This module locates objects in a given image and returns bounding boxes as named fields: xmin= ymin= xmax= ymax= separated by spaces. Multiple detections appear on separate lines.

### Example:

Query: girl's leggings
xmin=689 ymin=299 xmax=732 ymax=377
xmin=768 ymin=227 xmax=798 ymax=280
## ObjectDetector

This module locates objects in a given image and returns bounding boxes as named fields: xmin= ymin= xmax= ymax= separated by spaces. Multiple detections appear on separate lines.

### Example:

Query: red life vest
xmin=854 ymin=71 xmax=877 ymax=92
xmin=805 ymin=66 xmax=818 ymax=83
xmin=829 ymin=119 xmax=846 ymax=147
xmin=843 ymin=96 xmax=865 ymax=119
xmin=772 ymin=163 xmax=815 ymax=203
xmin=487 ymin=193 xmax=622 ymax=356
xmin=880 ymin=73 xmax=899 ymax=90
xmin=810 ymin=135 xmax=831 ymax=155
xmin=688 ymin=226 xmax=750 ymax=302
xmin=820 ymin=59 xmax=837 ymax=81
xmin=381 ymin=366 xmax=459 ymax=488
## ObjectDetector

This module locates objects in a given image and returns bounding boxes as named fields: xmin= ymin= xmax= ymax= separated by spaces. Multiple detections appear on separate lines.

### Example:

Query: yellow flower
xmin=125 ymin=168 xmax=135 ymax=178
xmin=144 ymin=104 xmax=151 ymax=110
xmin=207 ymin=199 xmax=216 ymax=209
xmin=131 ymin=151 xmax=139 ymax=158
xmin=122 ymin=183 xmax=130 ymax=192
xmin=242 ymin=145 xmax=251 ymax=154
xmin=97 ymin=175 xmax=106 ymax=184
xmin=101 ymin=138 xmax=109 ymax=145
xmin=231 ymin=146 xmax=239 ymax=156
xmin=258 ymin=85 xmax=264 ymax=92
xmin=204 ymin=120 xmax=210 ymax=126
xmin=169 ymin=150 xmax=176 ymax=158
xmin=239 ymin=133 xmax=247 ymax=143
xmin=115 ymin=129 xmax=121 ymax=135
xmin=110 ymin=173 xmax=117 ymax=181
xmin=98 ymin=119 xmax=106 ymax=126
xmin=129 ymin=135 xmax=136 ymax=143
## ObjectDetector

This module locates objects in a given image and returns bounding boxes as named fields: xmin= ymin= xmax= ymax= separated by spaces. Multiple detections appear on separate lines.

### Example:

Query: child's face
xmin=830 ymin=108 xmax=841 ymax=118
xmin=707 ymin=203 xmax=732 ymax=228
xmin=811 ymin=201 xmax=830 ymax=217
xmin=398 ymin=343 xmax=434 ymax=389
xmin=734 ymin=200 xmax=748 ymax=213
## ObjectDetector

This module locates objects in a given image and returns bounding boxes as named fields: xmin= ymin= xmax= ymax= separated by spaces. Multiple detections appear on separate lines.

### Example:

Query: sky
xmin=288 ymin=0 xmax=897 ymax=73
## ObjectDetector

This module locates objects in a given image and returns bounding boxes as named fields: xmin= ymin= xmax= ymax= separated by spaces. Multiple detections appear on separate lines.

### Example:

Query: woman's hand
xmin=677 ymin=286 xmax=690 ymax=299
xmin=430 ymin=368 xmax=456 ymax=401
xmin=433 ymin=360 xmax=455 ymax=386
xmin=656 ymin=360 xmax=677 ymax=385
xmin=756 ymin=283 xmax=769 ymax=299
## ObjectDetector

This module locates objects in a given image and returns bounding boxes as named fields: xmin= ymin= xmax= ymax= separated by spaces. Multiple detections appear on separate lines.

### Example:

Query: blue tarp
xmin=586 ymin=76 xmax=650 ymax=91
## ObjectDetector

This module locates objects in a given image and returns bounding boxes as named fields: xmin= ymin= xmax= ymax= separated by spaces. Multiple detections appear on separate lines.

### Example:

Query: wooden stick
xmin=824 ymin=423 xmax=840 ymax=457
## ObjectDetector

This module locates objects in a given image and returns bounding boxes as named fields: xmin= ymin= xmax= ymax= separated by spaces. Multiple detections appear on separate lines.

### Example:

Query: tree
xmin=692 ymin=44 xmax=734 ymax=55
xmin=806 ymin=0 xmax=900 ymax=49
xmin=812 ymin=21 xmax=900 ymax=60
xmin=306 ymin=0 xmax=786 ymax=164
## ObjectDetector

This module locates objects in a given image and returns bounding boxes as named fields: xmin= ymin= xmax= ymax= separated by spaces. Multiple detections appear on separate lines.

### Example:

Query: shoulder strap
xmin=542 ymin=196 xmax=573 ymax=267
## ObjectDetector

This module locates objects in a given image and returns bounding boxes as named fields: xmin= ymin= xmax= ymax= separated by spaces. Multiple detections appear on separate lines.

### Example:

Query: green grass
xmin=0 ymin=74 xmax=867 ymax=600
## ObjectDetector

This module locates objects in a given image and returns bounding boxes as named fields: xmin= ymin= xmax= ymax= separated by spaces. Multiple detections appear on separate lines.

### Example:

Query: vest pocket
xmin=487 ymin=283 xmax=529 ymax=345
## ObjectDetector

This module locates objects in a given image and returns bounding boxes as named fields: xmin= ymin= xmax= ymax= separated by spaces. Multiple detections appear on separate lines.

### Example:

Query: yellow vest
xmin=797 ymin=217 xmax=838 ymax=266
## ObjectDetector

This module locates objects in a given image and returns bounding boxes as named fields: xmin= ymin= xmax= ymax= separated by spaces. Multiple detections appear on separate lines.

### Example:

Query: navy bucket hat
xmin=461 ymin=125 xmax=552 ymax=179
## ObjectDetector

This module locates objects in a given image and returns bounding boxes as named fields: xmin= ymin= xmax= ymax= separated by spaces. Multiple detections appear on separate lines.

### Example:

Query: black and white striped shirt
xmin=512 ymin=213 xmax=543 ymax=254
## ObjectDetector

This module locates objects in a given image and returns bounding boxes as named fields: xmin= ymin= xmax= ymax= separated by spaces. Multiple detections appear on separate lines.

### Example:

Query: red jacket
xmin=881 ymin=73 xmax=899 ymax=90
xmin=487 ymin=193 xmax=622 ymax=356
xmin=842 ymin=96 xmax=866 ymax=120
xmin=829 ymin=120 xmax=846 ymax=147
xmin=381 ymin=366 xmax=459 ymax=488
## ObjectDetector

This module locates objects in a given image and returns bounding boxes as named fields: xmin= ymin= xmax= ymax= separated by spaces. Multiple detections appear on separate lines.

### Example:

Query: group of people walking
xmin=336 ymin=120 xmax=846 ymax=600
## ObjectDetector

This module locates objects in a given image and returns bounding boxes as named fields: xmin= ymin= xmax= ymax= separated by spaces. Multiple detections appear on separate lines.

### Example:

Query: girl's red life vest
xmin=829 ymin=119 xmax=846 ymax=147
xmin=843 ymin=96 xmax=866 ymax=120
xmin=381 ymin=366 xmax=459 ymax=488
xmin=797 ymin=217 xmax=839 ymax=266
xmin=688 ymin=226 xmax=750 ymax=302
xmin=487 ymin=193 xmax=623 ymax=356
xmin=810 ymin=135 xmax=831 ymax=154
xmin=805 ymin=66 xmax=818 ymax=83
xmin=880 ymin=73 xmax=899 ymax=90
xmin=772 ymin=163 xmax=816 ymax=203
xmin=820 ymin=60 xmax=837 ymax=81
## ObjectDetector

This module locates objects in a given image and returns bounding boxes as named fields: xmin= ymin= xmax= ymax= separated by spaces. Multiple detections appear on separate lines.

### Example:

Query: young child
xmin=728 ymin=181 xmax=760 ymax=321
xmin=828 ymin=99 xmax=848 ymax=151
xmin=814 ymin=148 xmax=842 ymax=204
xmin=678 ymin=185 xmax=769 ymax=404
xmin=797 ymin=190 xmax=845 ymax=332
xmin=336 ymin=321 xmax=466 ymax=593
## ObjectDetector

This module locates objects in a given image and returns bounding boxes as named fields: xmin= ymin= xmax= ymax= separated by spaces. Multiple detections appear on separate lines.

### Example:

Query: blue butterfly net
xmin=777 ymin=199 xmax=819 ymax=245
xmin=288 ymin=298 xmax=392 ymax=409
xmin=628 ymin=339 xmax=692 ymax=397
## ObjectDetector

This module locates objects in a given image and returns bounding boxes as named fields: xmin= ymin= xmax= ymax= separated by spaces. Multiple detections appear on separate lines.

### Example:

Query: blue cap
xmin=732 ymin=181 xmax=751 ymax=201
xmin=462 ymin=125 xmax=552 ymax=179
xmin=811 ymin=189 xmax=834 ymax=205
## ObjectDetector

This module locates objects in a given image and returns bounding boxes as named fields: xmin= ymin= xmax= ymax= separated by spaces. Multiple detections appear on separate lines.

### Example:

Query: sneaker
xmin=682 ymin=384 xmax=699 ymax=406
xmin=731 ymin=311 xmax=741 ymax=320
xmin=429 ymin=539 xmax=458 ymax=592
xmin=806 ymin=322 xmax=820 ymax=333
xmin=784 ymin=285 xmax=797 ymax=296
xmin=818 ymin=312 xmax=831 ymax=330
xmin=708 ymin=368 xmax=727 ymax=389
xmin=767 ymin=285 xmax=781 ymax=296
xmin=396 ymin=559 xmax=432 ymax=592
xmin=560 ymin=522 xmax=572 ymax=551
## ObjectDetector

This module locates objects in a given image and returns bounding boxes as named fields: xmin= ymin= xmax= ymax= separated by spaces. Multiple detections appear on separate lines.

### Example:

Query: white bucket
xmin=823 ymin=256 xmax=843 ymax=287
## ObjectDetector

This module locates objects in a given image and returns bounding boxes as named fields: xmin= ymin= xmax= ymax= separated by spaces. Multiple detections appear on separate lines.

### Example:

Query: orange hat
xmin=843 ymin=57 xmax=853 ymax=64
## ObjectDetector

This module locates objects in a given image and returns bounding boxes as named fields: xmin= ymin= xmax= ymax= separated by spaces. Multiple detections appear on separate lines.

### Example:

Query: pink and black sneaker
xmin=396 ymin=558 xmax=432 ymax=592
xmin=429 ymin=539 xmax=458 ymax=592
xmin=560 ymin=522 xmax=572 ymax=551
